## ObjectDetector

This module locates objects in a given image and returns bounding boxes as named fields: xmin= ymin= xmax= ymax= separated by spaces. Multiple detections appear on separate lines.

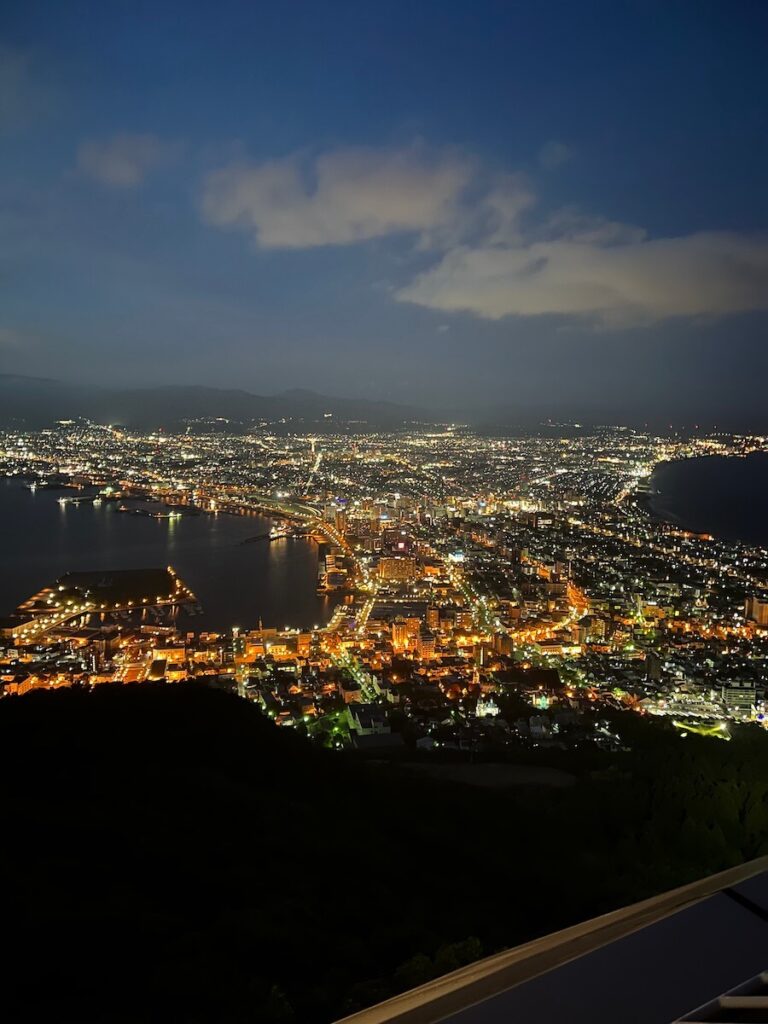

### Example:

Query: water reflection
xmin=1 ymin=479 xmax=333 ymax=632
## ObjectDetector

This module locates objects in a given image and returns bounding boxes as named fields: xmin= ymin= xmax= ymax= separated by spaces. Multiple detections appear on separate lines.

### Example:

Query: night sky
xmin=2 ymin=1 xmax=768 ymax=424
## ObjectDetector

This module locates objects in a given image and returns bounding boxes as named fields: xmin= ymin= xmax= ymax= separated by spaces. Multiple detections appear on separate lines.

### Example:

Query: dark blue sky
xmin=2 ymin=1 xmax=767 ymax=423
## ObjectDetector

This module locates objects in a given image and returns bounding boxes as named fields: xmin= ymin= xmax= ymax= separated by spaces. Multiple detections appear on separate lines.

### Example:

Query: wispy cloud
xmin=78 ymin=133 xmax=180 ymax=188
xmin=200 ymin=145 xmax=476 ymax=248
xmin=0 ymin=48 xmax=27 ymax=130
xmin=0 ymin=327 xmax=27 ymax=349
xmin=0 ymin=46 xmax=50 ymax=132
xmin=397 ymin=232 xmax=768 ymax=325
xmin=538 ymin=140 xmax=572 ymax=170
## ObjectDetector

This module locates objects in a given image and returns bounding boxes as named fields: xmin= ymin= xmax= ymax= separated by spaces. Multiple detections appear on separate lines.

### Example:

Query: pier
xmin=8 ymin=567 xmax=198 ymax=644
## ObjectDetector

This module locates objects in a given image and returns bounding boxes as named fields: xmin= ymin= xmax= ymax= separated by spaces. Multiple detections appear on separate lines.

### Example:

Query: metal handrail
xmin=334 ymin=855 xmax=768 ymax=1024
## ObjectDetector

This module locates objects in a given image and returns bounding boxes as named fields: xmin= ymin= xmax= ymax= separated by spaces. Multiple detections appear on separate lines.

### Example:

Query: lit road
xmin=302 ymin=447 xmax=323 ymax=496
xmin=331 ymin=650 xmax=378 ymax=701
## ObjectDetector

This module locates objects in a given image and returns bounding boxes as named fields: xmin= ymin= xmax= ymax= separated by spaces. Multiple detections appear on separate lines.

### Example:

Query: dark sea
xmin=0 ymin=478 xmax=333 ymax=631
xmin=649 ymin=451 xmax=768 ymax=548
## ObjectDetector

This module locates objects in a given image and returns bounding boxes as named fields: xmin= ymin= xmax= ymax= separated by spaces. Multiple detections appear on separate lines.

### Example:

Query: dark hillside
xmin=3 ymin=684 xmax=768 ymax=1022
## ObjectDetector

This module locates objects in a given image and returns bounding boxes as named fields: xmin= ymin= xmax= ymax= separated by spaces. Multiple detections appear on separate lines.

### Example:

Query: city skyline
xmin=6 ymin=6 xmax=768 ymax=1021
xmin=3 ymin=1 xmax=768 ymax=425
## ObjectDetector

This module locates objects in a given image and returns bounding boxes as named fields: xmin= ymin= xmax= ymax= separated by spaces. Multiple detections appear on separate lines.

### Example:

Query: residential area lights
xmin=2 ymin=421 xmax=768 ymax=746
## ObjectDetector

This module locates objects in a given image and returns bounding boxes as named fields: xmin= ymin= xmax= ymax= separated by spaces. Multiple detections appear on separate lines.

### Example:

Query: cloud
xmin=538 ymin=141 xmax=572 ymax=170
xmin=537 ymin=208 xmax=646 ymax=246
xmin=200 ymin=145 xmax=475 ymax=248
xmin=78 ymin=133 xmax=179 ymax=188
xmin=0 ymin=327 xmax=26 ymax=349
xmin=200 ymin=140 xmax=768 ymax=328
xmin=479 ymin=174 xmax=536 ymax=245
xmin=397 ymin=231 xmax=768 ymax=325
xmin=0 ymin=46 xmax=51 ymax=132
xmin=0 ymin=48 xmax=28 ymax=130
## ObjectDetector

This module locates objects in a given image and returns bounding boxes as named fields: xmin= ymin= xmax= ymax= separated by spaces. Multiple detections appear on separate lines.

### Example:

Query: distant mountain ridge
xmin=0 ymin=375 xmax=432 ymax=429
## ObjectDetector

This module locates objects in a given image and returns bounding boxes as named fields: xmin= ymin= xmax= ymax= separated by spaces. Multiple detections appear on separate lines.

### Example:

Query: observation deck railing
xmin=335 ymin=855 xmax=768 ymax=1024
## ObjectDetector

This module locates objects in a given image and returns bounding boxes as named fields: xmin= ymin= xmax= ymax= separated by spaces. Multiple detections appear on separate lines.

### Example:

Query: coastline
xmin=645 ymin=452 xmax=768 ymax=549
xmin=0 ymin=477 xmax=333 ymax=632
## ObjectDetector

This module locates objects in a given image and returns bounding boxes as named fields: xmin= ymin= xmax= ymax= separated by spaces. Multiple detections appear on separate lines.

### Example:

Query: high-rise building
xmin=391 ymin=617 xmax=409 ymax=649
xmin=417 ymin=630 xmax=436 ymax=658
xmin=384 ymin=529 xmax=414 ymax=554
xmin=493 ymin=632 xmax=513 ymax=655
xmin=745 ymin=596 xmax=768 ymax=627
xmin=379 ymin=556 xmax=417 ymax=581
xmin=456 ymin=610 xmax=474 ymax=631
xmin=721 ymin=679 xmax=756 ymax=711
xmin=405 ymin=617 xmax=421 ymax=638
